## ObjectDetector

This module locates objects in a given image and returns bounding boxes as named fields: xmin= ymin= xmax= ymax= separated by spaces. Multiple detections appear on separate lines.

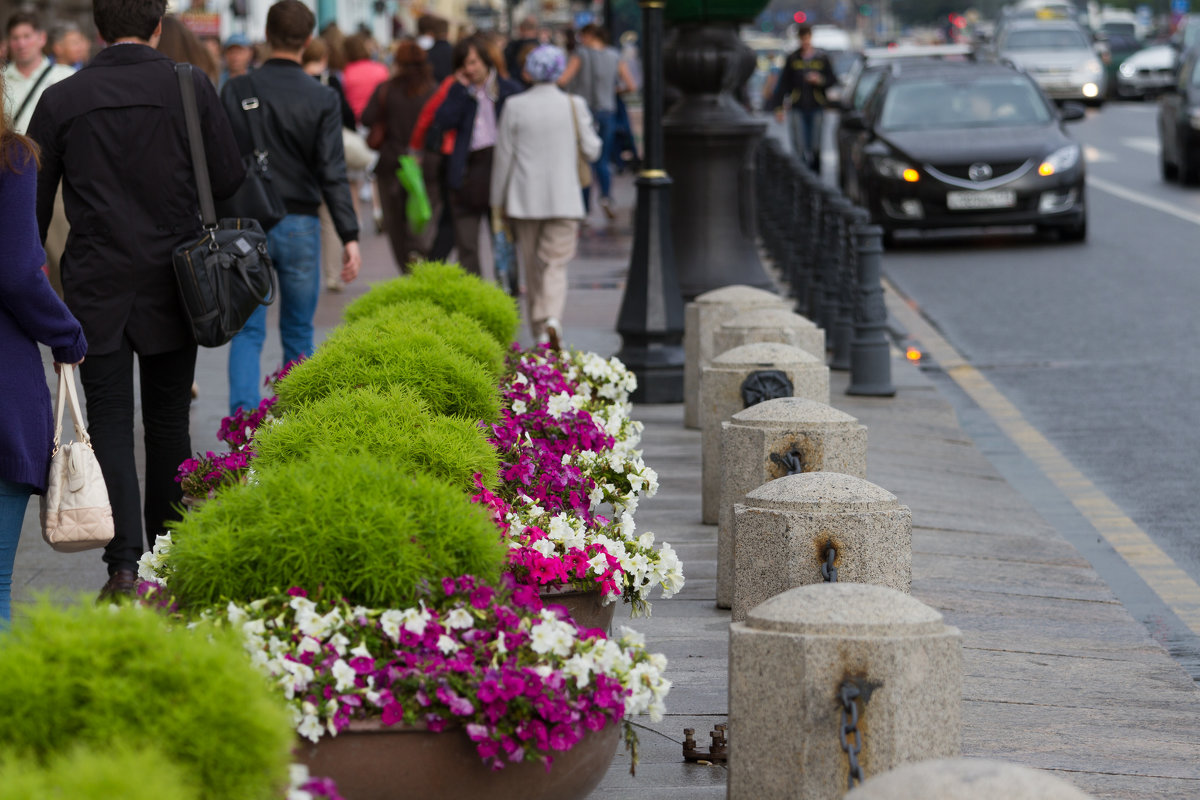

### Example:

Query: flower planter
xmin=294 ymin=719 xmax=620 ymax=800
xmin=539 ymin=587 xmax=616 ymax=634
xmin=180 ymin=494 xmax=207 ymax=511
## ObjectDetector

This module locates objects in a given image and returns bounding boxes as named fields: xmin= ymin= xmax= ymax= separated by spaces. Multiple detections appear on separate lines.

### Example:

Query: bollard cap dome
xmin=720 ymin=308 xmax=819 ymax=331
xmin=694 ymin=285 xmax=787 ymax=306
xmin=730 ymin=397 xmax=857 ymax=429
xmin=743 ymin=472 xmax=897 ymax=513
xmin=712 ymin=342 xmax=821 ymax=368
xmin=844 ymin=758 xmax=1096 ymax=799
xmin=745 ymin=582 xmax=944 ymax=637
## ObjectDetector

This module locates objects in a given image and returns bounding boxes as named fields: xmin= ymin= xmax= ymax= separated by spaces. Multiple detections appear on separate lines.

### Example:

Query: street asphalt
xmin=14 ymin=166 xmax=1200 ymax=798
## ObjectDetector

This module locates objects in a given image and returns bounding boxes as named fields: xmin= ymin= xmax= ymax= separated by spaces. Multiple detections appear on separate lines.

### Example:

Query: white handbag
xmin=40 ymin=366 xmax=115 ymax=553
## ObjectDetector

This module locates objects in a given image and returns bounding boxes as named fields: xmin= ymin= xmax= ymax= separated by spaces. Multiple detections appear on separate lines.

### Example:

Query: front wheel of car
xmin=1060 ymin=217 xmax=1087 ymax=242
xmin=1161 ymin=145 xmax=1178 ymax=181
xmin=1181 ymin=144 xmax=1200 ymax=186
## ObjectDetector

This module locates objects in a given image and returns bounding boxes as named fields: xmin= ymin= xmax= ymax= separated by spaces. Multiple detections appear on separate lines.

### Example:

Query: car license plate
xmin=946 ymin=190 xmax=1017 ymax=210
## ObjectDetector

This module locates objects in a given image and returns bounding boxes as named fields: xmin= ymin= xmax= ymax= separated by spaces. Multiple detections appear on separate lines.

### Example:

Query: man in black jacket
xmin=768 ymin=24 xmax=837 ymax=173
xmin=222 ymin=0 xmax=360 ymax=415
xmin=27 ymin=0 xmax=245 ymax=599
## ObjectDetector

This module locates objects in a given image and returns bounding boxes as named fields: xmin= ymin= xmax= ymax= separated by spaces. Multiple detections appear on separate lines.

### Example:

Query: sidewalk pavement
xmin=16 ymin=172 xmax=1200 ymax=798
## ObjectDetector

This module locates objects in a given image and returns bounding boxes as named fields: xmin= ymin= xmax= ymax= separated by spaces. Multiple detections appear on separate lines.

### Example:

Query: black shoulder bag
xmin=172 ymin=64 xmax=276 ymax=349
xmin=214 ymin=73 xmax=288 ymax=231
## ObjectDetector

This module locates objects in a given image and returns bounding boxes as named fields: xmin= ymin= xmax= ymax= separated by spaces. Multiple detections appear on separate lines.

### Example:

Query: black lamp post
xmin=613 ymin=0 xmax=686 ymax=404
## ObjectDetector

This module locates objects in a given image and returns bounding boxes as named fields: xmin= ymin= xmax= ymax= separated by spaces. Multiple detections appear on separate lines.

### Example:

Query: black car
xmin=1158 ymin=47 xmax=1200 ymax=184
xmin=841 ymin=60 xmax=1088 ymax=243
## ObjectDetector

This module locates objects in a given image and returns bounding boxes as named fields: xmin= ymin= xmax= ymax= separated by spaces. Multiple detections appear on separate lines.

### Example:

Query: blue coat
xmin=434 ymin=75 xmax=524 ymax=190
xmin=0 ymin=146 xmax=87 ymax=492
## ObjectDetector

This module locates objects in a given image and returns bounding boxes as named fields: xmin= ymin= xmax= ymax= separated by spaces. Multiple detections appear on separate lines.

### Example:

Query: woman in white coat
xmin=490 ymin=45 xmax=602 ymax=342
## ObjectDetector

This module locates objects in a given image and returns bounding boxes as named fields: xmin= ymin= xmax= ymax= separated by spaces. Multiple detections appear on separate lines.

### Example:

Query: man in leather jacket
xmin=222 ymin=0 xmax=361 ymax=415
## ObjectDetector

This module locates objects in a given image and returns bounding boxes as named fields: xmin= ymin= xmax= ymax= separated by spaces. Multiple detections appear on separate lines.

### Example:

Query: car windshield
xmin=1002 ymin=28 xmax=1091 ymax=50
xmin=878 ymin=76 xmax=1052 ymax=131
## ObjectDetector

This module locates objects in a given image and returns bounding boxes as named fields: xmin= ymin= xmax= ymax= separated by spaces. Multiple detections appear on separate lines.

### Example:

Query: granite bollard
xmin=716 ymin=398 xmax=867 ymax=609
xmin=713 ymin=308 xmax=826 ymax=362
xmin=683 ymin=285 xmax=790 ymax=430
xmin=731 ymin=472 xmax=911 ymax=620
xmin=699 ymin=343 xmax=829 ymax=525
xmin=844 ymin=758 xmax=1096 ymax=799
xmin=728 ymin=583 xmax=962 ymax=800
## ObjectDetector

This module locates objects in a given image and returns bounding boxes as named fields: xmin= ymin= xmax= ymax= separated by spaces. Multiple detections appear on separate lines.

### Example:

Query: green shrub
xmin=274 ymin=321 xmax=501 ymax=422
xmin=337 ymin=300 xmax=505 ymax=378
xmin=167 ymin=453 xmax=506 ymax=609
xmin=0 ymin=745 xmax=199 ymax=800
xmin=252 ymin=384 xmax=500 ymax=493
xmin=344 ymin=261 xmax=520 ymax=346
xmin=0 ymin=601 xmax=292 ymax=800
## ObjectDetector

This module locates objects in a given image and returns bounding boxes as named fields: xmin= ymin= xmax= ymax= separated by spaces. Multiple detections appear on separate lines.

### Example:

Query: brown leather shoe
xmin=98 ymin=569 xmax=139 ymax=602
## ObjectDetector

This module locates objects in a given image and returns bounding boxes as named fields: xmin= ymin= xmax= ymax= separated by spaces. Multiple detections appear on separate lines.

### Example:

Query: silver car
xmin=1117 ymin=44 xmax=1176 ymax=98
xmin=997 ymin=20 xmax=1107 ymax=106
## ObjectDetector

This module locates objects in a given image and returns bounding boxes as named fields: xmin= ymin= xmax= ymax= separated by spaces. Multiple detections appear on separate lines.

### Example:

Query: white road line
xmin=1088 ymin=175 xmax=1200 ymax=226
xmin=1121 ymin=136 xmax=1160 ymax=155
xmin=1084 ymin=145 xmax=1116 ymax=163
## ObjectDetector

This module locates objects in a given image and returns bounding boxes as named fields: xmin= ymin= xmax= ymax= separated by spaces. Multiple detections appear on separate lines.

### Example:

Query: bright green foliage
xmin=0 ymin=745 xmax=200 ymax=800
xmin=167 ymin=453 xmax=507 ymax=609
xmin=337 ymin=300 xmax=506 ymax=378
xmin=274 ymin=320 xmax=501 ymax=422
xmin=343 ymin=261 xmax=520 ymax=346
xmin=252 ymin=384 xmax=500 ymax=494
xmin=0 ymin=602 xmax=293 ymax=800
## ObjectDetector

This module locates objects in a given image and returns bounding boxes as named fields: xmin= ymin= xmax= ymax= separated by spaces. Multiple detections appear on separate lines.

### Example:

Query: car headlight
xmin=1038 ymin=144 xmax=1081 ymax=176
xmin=874 ymin=156 xmax=920 ymax=182
xmin=1118 ymin=62 xmax=1136 ymax=78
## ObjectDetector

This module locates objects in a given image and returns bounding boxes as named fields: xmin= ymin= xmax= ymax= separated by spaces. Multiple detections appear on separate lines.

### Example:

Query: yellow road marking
xmin=886 ymin=282 xmax=1200 ymax=636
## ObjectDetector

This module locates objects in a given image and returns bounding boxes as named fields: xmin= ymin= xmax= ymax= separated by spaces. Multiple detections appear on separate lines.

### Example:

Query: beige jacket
xmin=490 ymin=83 xmax=602 ymax=220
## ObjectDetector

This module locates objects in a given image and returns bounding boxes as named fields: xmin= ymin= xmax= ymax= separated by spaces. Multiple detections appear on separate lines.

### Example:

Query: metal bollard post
xmin=830 ymin=206 xmax=868 ymax=371
xmin=846 ymin=224 xmax=895 ymax=397
xmin=816 ymin=190 xmax=845 ymax=339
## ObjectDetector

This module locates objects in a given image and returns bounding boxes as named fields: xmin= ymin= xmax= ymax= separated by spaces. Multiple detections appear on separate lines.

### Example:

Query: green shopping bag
xmin=396 ymin=155 xmax=432 ymax=235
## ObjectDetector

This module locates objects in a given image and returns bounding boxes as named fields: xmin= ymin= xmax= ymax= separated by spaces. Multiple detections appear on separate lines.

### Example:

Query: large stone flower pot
xmin=295 ymin=719 xmax=620 ymax=800
xmin=539 ymin=587 xmax=618 ymax=634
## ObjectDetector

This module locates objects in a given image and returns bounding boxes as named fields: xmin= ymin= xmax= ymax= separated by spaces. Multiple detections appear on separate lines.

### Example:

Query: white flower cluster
xmin=569 ymin=625 xmax=672 ymax=722
xmin=137 ymin=532 xmax=173 ymax=584
xmin=571 ymin=449 xmax=659 ymax=515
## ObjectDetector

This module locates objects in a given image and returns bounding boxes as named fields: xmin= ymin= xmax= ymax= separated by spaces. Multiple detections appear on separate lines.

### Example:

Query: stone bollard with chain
xmin=844 ymin=758 xmax=1097 ymax=799
xmin=715 ymin=398 xmax=867 ymax=609
xmin=713 ymin=308 xmax=826 ymax=362
xmin=683 ymin=285 xmax=790 ymax=429
xmin=730 ymin=472 xmax=910 ymax=620
xmin=699 ymin=343 xmax=829 ymax=525
xmin=728 ymin=583 xmax=961 ymax=800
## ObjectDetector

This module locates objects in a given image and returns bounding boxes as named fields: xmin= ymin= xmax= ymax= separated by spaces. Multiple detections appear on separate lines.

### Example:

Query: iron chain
xmin=821 ymin=544 xmax=838 ymax=583
xmin=769 ymin=448 xmax=804 ymax=476
xmin=838 ymin=680 xmax=865 ymax=789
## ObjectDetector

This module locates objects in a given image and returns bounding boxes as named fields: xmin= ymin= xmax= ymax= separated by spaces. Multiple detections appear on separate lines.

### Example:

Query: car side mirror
xmin=1060 ymin=102 xmax=1087 ymax=122
xmin=841 ymin=111 xmax=866 ymax=131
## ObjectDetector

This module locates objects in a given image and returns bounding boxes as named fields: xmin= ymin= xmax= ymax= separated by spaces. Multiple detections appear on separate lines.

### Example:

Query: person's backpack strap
xmin=175 ymin=63 xmax=217 ymax=229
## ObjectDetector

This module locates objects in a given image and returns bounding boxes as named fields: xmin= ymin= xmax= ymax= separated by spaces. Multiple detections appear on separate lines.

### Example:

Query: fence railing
xmin=755 ymin=138 xmax=895 ymax=397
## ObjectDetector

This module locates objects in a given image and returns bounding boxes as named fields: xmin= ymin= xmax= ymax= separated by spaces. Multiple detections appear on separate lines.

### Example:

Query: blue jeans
xmin=788 ymin=107 xmax=825 ymax=173
xmin=583 ymin=109 xmax=616 ymax=212
xmin=0 ymin=478 xmax=33 ymax=624
xmin=228 ymin=214 xmax=322 ymax=414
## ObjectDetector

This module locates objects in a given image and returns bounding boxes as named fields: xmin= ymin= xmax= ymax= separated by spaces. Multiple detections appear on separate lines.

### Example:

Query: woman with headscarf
xmin=490 ymin=45 xmax=600 ymax=343
xmin=362 ymin=39 xmax=438 ymax=271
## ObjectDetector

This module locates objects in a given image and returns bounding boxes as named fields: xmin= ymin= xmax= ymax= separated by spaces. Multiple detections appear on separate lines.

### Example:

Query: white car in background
xmin=1116 ymin=45 xmax=1177 ymax=98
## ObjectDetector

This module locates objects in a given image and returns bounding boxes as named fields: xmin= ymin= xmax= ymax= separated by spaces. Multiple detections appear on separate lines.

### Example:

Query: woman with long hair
xmin=0 ymin=72 xmax=87 ymax=622
xmin=156 ymin=15 xmax=220 ymax=85
xmin=362 ymin=39 xmax=438 ymax=270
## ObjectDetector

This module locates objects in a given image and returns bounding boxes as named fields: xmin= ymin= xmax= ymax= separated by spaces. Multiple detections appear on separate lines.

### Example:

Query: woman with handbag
xmin=433 ymin=34 xmax=523 ymax=276
xmin=0 ymin=80 xmax=87 ymax=622
xmin=361 ymin=39 xmax=437 ymax=272
xmin=490 ymin=45 xmax=600 ymax=342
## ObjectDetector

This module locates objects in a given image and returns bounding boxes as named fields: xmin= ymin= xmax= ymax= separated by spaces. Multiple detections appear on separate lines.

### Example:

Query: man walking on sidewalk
xmin=769 ymin=24 xmax=836 ymax=174
xmin=27 ymin=0 xmax=245 ymax=599
xmin=223 ymin=0 xmax=361 ymax=415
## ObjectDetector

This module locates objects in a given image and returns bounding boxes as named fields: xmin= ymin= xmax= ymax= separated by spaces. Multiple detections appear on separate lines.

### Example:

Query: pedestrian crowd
xmin=0 ymin=0 xmax=639 ymax=618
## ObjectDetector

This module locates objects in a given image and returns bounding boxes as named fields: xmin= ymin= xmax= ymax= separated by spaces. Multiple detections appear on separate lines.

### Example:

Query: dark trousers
xmin=79 ymin=337 xmax=196 ymax=574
